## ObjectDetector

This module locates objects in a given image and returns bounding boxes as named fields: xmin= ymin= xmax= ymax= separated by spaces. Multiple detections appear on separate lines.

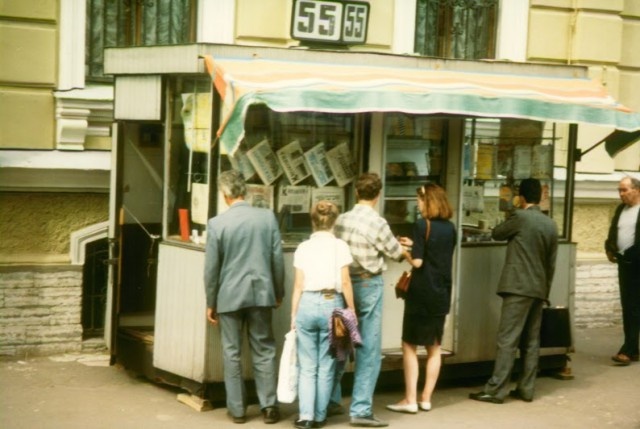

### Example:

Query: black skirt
xmin=401 ymin=310 xmax=445 ymax=346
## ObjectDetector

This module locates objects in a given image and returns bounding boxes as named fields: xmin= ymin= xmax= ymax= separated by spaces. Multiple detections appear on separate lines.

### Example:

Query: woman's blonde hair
xmin=311 ymin=200 xmax=340 ymax=231
xmin=417 ymin=183 xmax=453 ymax=220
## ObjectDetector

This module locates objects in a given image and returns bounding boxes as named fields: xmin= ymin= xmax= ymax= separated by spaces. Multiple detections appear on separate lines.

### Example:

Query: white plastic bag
xmin=277 ymin=329 xmax=298 ymax=403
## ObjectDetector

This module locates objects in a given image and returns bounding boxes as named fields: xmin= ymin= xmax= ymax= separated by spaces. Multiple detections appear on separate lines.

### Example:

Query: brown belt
xmin=353 ymin=271 xmax=381 ymax=279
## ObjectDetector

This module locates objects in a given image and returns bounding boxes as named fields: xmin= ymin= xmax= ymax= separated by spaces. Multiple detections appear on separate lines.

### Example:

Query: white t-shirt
xmin=293 ymin=231 xmax=353 ymax=292
xmin=617 ymin=204 xmax=639 ymax=253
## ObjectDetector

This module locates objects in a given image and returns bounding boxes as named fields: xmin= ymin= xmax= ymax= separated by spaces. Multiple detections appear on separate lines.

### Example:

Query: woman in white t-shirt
xmin=291 ymin=201 xmax=356 ymax=429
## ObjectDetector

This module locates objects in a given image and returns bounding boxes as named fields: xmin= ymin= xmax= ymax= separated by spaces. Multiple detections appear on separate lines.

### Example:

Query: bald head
xmin=618 ymin=177 xmax=640 ymax=207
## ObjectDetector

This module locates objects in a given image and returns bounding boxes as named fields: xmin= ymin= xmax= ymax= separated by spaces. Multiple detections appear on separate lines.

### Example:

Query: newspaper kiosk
xmin=104 ymin=44 xmax=640 ymax=396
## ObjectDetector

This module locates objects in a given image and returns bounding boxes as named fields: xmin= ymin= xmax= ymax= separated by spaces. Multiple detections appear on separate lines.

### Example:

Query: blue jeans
xmin=348 ymin=275 xmax=384 ymax=417
xmin=296 ymin=291 xmax=345 ymax=422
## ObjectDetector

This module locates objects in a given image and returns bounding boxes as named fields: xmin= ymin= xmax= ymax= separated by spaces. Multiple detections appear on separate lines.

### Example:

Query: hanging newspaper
xmin=229 ymin=145 xmax=256 ymax=181
xmin=532 ymin=145 xmax=553 ymax=179
xmin=462 ymin=184 xmax=485 ymax=213
xmin=181 ymin=93 xmax=212 ymax=153
xmin=246 ymin=184 xmax=274 ymax=209
xmin=513 ymin=145 xmax=533 ymax=179
xmin=311 ymin=187 xmax=345 ymax=213
xmin=278 ymin=185 xmax=311 ymax=214
xmin=326 ymin=142 xmax=356 ymax=187
xmin=304 ymin=143 xmax=334 ymax=187
xmin=246 ymin=139 xmax=283 ymax=185
xmin=276 ymin=140 xmax=311 ymax=185
xmin=190 ymin=182 xmax=210 ymax=225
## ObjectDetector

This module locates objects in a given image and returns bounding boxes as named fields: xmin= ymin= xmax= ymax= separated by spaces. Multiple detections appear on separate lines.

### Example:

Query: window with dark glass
xmin=86 ymin=0 xmax=196 ymax=80
xmin=414 ymin=0 xmax=498 ymax=60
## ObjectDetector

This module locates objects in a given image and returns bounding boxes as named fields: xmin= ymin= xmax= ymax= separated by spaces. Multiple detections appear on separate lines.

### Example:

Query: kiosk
xmin=103 ymin=44 xmax=640 ymax=394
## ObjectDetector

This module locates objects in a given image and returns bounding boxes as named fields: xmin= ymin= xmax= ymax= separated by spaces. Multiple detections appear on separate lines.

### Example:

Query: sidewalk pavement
xmin=1 ymin=326 xmax=639 ymax=429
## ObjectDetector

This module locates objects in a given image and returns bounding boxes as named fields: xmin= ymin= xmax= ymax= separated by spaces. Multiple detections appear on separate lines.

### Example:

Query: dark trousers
xmin=617 ymin=255 xmax=640 ymax=357
xmin=484 ymin=294 xmax=544 ymax=400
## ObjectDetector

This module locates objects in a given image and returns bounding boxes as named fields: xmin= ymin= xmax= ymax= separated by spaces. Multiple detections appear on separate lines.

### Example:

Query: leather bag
xmin=394 ymin=219 xmax=431 ymax=299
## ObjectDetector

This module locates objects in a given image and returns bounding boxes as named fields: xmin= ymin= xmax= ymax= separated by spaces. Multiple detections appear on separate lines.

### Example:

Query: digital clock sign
xmin=291 ymin=0 xmax=369 ymax=45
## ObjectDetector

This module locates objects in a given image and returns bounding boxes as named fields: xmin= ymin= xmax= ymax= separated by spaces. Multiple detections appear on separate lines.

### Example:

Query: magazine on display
xmin=246 ymin=139 xmax=283 ymax=185
xmin=246 ymin=184 xmax=274 ymax=209
xmin=311 ymin=187 xmax=345 ymax=213
xmin=326 ymin=142 xmax=356 ymax=187
xmin=278 ymin=185 xmax=311 ymax=214
xmin=304 ymin=143 xmax=334 ymax=187
xmin=277 ymin=140 xmax=311 ymax=185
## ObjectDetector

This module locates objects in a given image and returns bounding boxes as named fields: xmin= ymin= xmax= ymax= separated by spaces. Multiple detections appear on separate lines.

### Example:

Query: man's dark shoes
xmin=227 ymin=412 xmax=246 ymax=424
xmin=312 ymin=420 xmax=327 ymax=428
xmin=294 ymin=420 xmax=313 ymax=429
xmin=263 ymin=407 xmax=280 ymax=424
xmin=611 ymin=353 xmax=633 ymax=365
xmin=469 ymin=391 xmax=504 ymax=404
xmin=508 ymin=389 xmax=533 ymax=402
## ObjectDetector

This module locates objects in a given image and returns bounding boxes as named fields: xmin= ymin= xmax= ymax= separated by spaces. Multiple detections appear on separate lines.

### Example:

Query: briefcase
xmin=540 ymin=306 xmax=572 ymax=348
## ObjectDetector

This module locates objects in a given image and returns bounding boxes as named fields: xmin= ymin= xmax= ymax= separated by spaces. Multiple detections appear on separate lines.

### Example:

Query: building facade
xmin=0 ymin=0 xmax=638 ymax=358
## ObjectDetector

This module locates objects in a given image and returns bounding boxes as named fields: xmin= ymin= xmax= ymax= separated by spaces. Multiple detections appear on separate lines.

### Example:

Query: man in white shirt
xmin=605 ymin=176 xmax=640 ymax=365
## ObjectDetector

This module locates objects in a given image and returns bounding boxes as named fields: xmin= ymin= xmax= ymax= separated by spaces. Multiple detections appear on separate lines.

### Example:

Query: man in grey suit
xmin=204 ymin=170 xmax=285 ymax=424
xmin=469 ymin=178 xmax=558 ymax=404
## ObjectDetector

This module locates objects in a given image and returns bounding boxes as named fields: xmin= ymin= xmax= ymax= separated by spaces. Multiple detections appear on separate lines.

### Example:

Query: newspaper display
xmin=246 ymin=139 xmax=283 ymax=185
xmin=326 ymin=142 xmax=356 ymax=187
xmin=276 ymin=140 xmax=311 ymax=185
xmin=476 ymin=143 xmax=496 ymax=180
xmin=180 ymin=93 xmax=212 ymax=153
xmin=532 ymin=145 xmax=553 ymax=179
xmin=278 ymin=185 xmax=311 ymax=214
xmin=539 ymin=182 xmax=551 ymax=212
xmin=304 ymin=143 xmax=334 ymax=187
xmin=246 ymin=184 xmax=274 ymax=209
xmin=229 ymin=147 xmax=256 ymax=181
xmin=311 ymin=187 xmax=345 ymax=213
xmin=513 ymin=145 xmax=533 ymax=179
xmin=190 ymin=182 xmax=210 ymax=225
xmin=462 ymin=184 xmax=485 ymax=213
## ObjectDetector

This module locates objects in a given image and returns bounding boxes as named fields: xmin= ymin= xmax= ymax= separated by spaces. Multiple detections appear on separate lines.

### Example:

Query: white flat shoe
xmin=386 ymin=403 xmax=418 ymax=414
xmin=418 ymin=402 xmax=431 ymax=411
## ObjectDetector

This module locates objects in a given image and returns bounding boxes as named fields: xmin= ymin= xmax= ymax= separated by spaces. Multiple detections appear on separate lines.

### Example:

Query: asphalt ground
xmin=1 ymin=326 xmax=639 ymax=429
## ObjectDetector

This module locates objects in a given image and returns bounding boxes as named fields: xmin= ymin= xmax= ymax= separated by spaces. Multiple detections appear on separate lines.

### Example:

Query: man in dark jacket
xmin=469 ymin=178 xmax=558 ymax=404
xmin=605 ymin=176 xmax=640 ymax=366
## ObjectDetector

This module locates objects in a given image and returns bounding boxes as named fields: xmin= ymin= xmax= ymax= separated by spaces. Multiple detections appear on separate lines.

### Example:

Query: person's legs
xmin=350 ymin=275 xmax=384 ymax=418
xmin=618 ymin=261 xmax=640 ymax=357
xmin=421 ymin=343 xmax=442 ymax=405
xmin=401 ymin=341 xmax=419 ymax=404
xmin=516 ymin=299 xmax=544 ymax=399
xmin=246 ymin=307 xmax=278 ymax=410
xmin=296 ymin=294 xmax=320 ymax=422
xmin=218 ymin=311 xmax=247 ymax=418
xmin=483 ymin=295 xmax=533 ymax=399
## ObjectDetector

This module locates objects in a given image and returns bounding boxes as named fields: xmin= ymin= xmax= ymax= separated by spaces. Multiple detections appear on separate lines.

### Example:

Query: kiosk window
xmin=460 ymin=118 xmax=569 ymax=242
xmin=218 ymin=106 xmax=361 ymax=246
xmin=165 ymin=76 xmax=213 ymax=245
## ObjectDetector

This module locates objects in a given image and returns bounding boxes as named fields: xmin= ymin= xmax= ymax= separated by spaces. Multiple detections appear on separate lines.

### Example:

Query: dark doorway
xmin=82 ymin=238 xmax=109 ymax=339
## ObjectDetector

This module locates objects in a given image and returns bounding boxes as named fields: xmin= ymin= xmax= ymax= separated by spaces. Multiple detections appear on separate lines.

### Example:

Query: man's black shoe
xmin=227 ymin=412 xmax=246 ymax=424
xmin=294 ymin=420 xmax=313 ymax=429
xmin=509 ymin=389 xmax=533 ymax=402
xmin=312 ymin=420 xmax=327 ymax=428
xmin=262 ymin=407 xmax=280 ymax=424
xmin=468 ymin=391 xmax=504 ymax=404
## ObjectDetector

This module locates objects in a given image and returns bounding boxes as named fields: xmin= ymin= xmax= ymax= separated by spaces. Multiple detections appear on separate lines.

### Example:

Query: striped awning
xmin=204 ymin=55 xmax=640 ymax=156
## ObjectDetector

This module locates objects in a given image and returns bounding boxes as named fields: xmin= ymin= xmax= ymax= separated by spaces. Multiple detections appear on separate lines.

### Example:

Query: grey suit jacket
xmin=204 ymin=201 xmax=285 ymax=313
xmin=491 ymin=206 xmax=558 ymax=301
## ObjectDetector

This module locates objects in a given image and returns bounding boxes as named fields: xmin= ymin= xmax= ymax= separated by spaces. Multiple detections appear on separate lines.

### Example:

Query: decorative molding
xmin=70 ymin=221 xmax=109 ymax=265
xmin=392 ymin=0 xmax=417 ymax=55
xmin=198 ymin=0 xmax=235 ymax=43
xmin=58 ymin=0 xmax=86 ymax=90
xmin=496 ymin=0 xmax=528 ymax=62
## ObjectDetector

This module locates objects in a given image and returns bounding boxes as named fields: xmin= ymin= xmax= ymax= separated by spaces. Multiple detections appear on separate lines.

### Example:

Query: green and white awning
xmin=204 ymin=55 xmax=640 ymax=156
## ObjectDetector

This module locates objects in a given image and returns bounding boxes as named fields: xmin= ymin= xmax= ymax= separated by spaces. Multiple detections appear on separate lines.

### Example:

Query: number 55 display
xmin=291 ymin=0 xmax=369 ymax=44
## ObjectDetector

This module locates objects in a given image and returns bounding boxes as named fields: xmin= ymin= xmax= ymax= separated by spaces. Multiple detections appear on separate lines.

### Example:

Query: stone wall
xmin=0 ymin=265 xmax=83 ymax=359
xmin=574 ymin=258 xmax=621 ymax=329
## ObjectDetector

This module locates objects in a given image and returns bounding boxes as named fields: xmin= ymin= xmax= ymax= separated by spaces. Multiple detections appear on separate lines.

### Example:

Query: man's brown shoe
xmin=611 ymin=353 xmax=632 ymax=365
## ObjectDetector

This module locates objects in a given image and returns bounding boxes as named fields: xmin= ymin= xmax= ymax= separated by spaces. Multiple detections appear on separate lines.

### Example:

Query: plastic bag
xmin=277 ymin=329 xmax=298 ymax=403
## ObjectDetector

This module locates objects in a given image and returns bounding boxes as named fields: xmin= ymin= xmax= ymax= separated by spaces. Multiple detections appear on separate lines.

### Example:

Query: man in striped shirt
xmin=332 ymin=172 xmax=411 ymax=428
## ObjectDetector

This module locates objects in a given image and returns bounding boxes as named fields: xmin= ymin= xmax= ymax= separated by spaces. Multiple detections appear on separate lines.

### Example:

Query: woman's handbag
xmin=395 ymin=219 xmax=431 ymax=299
xmin=276 ymin=329 xmax=298 ymax=403
xmin=394 ymin=271 xmax=412 ymax=299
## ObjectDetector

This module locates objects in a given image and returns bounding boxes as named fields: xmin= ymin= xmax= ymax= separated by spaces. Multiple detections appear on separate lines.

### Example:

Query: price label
xmin=291 ymin=0 xmax=369 ymax=44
